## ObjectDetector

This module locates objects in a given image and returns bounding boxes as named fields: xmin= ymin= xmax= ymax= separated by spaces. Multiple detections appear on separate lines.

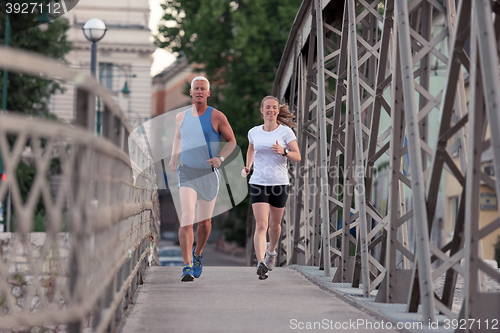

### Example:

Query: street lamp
xmin=82 ymin=18 xmax=107 ymax=77
xmin=37 ymin=0 xmax=56 ymax=31
xmin=37 ymin=9 xmax=51 ymax=32
xmin=121 ymin=81 xmax=131 ymax=95
xmin=1 ymin=4 xmax=11 ymax=233
xmin=2 ymin=10 xmax=11 ymax=111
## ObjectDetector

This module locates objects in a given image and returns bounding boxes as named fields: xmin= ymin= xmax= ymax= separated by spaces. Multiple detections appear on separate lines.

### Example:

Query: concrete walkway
xmin=120 ymin=266 xmax=398 ymax=333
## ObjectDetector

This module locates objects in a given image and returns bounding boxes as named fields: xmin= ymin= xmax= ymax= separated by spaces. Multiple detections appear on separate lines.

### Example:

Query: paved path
xmin=120 ymin=267 xmax=398 ymax=333
xmin=192 ymin=243 xmax=247 ymax=267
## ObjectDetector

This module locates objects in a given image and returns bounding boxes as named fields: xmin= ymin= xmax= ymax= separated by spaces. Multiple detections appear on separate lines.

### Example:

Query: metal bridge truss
xmin=272 ymin=0 xmax=500 ymax=327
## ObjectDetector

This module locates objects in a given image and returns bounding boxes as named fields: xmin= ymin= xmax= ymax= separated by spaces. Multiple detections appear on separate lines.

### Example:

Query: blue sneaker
xmin=192 ymin=248 xmax=203 ymax=278
xmin=181 ymin=264 xmax=194 ymax=282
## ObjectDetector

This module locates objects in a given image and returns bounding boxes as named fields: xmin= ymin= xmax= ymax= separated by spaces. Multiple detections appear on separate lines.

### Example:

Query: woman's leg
xmin=268 ymin=206 xmax=285 ymax=253
xmin=252 ymin=202 xmax=270 ymax=262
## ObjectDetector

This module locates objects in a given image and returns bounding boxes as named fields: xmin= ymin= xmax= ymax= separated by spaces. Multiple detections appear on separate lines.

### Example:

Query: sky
xmin=149 ymin=0 xmax=176 ymax=76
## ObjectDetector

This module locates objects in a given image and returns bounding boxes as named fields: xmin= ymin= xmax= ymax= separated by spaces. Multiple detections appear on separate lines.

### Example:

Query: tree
xmin=0 ymin=10 xmax=72 ymax=228
xmin=155 ymin=0 xmax=302 ymax=245
xmin=0 ymin=9 xmax=73 ymax=117
xmin=156 ymin=0 xmax=302 ymax=146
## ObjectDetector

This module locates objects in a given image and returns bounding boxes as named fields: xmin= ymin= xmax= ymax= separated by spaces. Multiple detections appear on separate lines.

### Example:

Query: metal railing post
xmin=346 ymin=0 xmax=370 ymax=296
xmin=314 ymin=0 xmax=331 ymax=276
xmin=395 ymin=0 xmax=436 ymax=322
xmin=75 ymin=87 xmax=96 ymax=132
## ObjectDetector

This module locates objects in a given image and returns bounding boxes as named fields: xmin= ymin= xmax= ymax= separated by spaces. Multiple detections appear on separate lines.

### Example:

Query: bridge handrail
xmin=270 ymin=0 xmax=500 ymax=325
xmin=272 ymin=0 xmax=312 ymax=99
xmin=0 ymin=47 xmax=158 ymax=332
xmin=0 ymin=46 xmax=132 ymax=136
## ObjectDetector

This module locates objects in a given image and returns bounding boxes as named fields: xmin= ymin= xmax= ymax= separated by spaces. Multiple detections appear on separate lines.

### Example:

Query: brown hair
xmin=260 ymin=96 xmax=297 ymax=128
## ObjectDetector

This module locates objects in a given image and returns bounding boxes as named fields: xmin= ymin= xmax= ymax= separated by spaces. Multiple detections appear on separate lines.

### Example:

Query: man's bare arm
xmin=216 ymin=111 xmax=237 ymax=158
xmin=168 ymin=112 xmax=184 ymax=172
xmin=207 ymin=110 xmax=236 ymax=168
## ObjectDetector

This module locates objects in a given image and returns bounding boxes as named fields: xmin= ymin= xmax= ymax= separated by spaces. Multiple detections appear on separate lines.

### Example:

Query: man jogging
xmin=169 ymin=76 xmax=236 ymax=282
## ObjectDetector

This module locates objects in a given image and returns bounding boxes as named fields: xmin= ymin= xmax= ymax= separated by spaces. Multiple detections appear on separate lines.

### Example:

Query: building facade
xmin=443 ymin=135 xmax=500 ymax=261
xmin=151 ymin=58 xmax=204 ymax=116
xmin=50 ymin=0 xmax=155 ymax=126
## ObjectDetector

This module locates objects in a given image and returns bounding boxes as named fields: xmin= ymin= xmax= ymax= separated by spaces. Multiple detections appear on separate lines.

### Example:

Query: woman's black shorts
xmin=250 ymin=184 xmax=289 ymax=208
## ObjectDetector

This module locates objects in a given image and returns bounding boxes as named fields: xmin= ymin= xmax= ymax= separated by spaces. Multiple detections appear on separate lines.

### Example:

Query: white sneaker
xmin=264 ymin=242 xmax=277 ymax=271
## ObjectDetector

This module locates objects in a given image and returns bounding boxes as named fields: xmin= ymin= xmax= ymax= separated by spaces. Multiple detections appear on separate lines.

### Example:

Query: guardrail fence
xmin=0 ymin=47 xmax=159 ymax=332
xmin=270 ymin=0 xmax=500 ymax=329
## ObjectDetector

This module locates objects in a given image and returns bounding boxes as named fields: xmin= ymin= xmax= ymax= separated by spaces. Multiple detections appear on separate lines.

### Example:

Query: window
xmin=448 ymin=196 xmax=459 ymax=238
xmin=99 ymin=63 xmax=114 ymax=91
xmin=483 ymin=162 xmax=495 ymax=177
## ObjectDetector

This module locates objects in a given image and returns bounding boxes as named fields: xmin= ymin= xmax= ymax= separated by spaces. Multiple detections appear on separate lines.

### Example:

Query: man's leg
xmin=194 ymin=197 xmax=217 ymax=256
xmin=188 ymin=197 xmax=216 ymax=278
xmin=179 ymin=186 xmax=198 ymax=264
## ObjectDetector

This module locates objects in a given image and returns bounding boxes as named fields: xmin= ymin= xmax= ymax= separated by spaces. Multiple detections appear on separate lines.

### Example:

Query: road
xmin=158 ymin=239 xmax=247 ymax=267
xmin=120 ymin=266 xmax=398 ymax=333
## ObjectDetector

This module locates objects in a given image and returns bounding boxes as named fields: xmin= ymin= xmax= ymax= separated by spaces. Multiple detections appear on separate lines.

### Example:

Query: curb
xmin=289 ymin=265 xmax=453 ymax=333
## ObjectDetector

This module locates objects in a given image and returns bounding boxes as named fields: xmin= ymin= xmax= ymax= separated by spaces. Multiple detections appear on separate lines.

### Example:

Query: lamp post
xmin=2 ymin=10 xmax=11 ymax=111
xmin=1 ymin=7 xmax=10 ymax=233
xmin=82 ymin=18 xmax=107 ymax=77
xmin=82 ymin=18 xmax=106 ymax=133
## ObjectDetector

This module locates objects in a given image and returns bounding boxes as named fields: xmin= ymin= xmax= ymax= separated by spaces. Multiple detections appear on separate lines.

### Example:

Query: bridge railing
xmin=272 ymin=0 xmax=500 ymax=328
xmin=0 ymin=47 xmax=159 ymax=332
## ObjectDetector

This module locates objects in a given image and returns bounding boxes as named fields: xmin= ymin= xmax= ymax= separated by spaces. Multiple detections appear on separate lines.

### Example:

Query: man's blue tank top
xmin=180 ymin=106 xmax=221 ymax=169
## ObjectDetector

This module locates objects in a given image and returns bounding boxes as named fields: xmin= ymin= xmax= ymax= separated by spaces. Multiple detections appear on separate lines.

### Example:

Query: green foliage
xmin=0 ymin=13 xmax=71 ymax=230
xmin=377 ymin=160 xmax=390 ymax=172
xmin=6 ymin=154 xmax=61 ymax=232
xmin=15 ymin=160 xmax=45 ymax=231
xmin=217 ymin=193 xmax=256 ymax=246
xmin=156 ymin=0 xmax=302 ymax=148
xmin=0 ymin=12 xmax=72 ymax=116
xmin=11 ymin=272 xmax=26 ymax=286
xmin=349 ymin=241 xmax=356 ymax=256
xmin=219 ymin=209 xmax=247 ymax=247
xmin=156 ymin=0 xmax=302 ymax=245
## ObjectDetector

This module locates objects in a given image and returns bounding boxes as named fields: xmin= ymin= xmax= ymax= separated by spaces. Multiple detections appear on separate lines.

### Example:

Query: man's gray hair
xmin=191 ymin=76 xmax=210 ymax=90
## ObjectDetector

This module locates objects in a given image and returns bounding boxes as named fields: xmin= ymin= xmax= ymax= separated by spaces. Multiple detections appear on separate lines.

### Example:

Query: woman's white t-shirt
xmin=248 ymin=124 xmax=297 ymax=185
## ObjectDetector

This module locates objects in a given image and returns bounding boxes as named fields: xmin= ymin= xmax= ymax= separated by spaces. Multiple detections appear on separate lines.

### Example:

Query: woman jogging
xmin=242 ymin=96 xmax=301 ymax=280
